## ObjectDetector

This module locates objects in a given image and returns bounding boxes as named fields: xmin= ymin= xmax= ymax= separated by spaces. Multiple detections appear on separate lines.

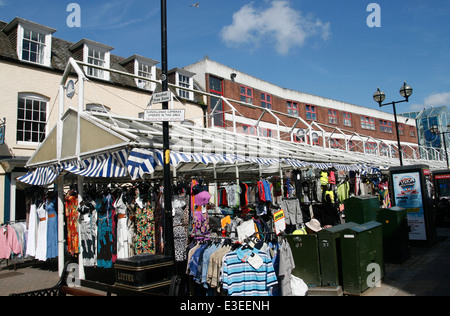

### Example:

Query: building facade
xmin=184 ymin=57 xmax=420 ymax=161
xmin=0 ymin=17 xmax=204 ymax=223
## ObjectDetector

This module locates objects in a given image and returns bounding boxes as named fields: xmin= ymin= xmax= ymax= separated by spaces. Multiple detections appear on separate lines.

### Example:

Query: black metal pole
xmin=161 ymin=0 xmax=174 ymax=260
xmin=443 ymin=132 xmax=449 ymax=169
xmin=392 ymin=101 xmax=404 ymax=166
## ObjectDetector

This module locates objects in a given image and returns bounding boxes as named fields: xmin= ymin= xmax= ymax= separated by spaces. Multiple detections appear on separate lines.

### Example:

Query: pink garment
xmin=0 ymin=225 xmax=22 ymax=259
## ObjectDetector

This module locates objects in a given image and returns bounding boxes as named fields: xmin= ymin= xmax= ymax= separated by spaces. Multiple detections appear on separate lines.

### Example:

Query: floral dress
xmin=134 ymin=200 xmax=156 ymax=255
xmin=65 ymin=195 xmax=79 ymax=255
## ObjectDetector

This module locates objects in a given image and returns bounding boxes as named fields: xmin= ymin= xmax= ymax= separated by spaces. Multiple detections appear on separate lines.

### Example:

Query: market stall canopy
xmin=18 ymin=108 xmax=444 ymax=186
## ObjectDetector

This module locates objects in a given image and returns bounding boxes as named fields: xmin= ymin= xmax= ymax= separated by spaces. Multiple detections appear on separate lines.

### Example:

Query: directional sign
xmin=152 ymin=91 xmax=172 ymax=104
xmin=144 ymin=109 xmax=185 ymax=122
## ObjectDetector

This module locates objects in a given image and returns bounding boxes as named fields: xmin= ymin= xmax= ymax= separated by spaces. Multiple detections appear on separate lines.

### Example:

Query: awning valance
xmin=18 ymin=147 xmax=382 ymax=186
xmin=17 ymin=166 xmax=60 ymax=186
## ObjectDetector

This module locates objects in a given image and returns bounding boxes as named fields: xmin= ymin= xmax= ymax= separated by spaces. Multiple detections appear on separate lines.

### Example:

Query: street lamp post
xmin=431 ymin=123 xmax=450 ymax=169
xmin=373 ymin=82 xmax=413 ymax=166
xmin=161 ymin=0 xmax=175 ymax=260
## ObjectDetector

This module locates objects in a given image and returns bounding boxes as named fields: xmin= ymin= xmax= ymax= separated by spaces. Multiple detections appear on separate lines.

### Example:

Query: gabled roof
xmin=27 ymin=108 xmax=131 ymax=167
xmin=0 ymin=19 xmax=158 ymax=93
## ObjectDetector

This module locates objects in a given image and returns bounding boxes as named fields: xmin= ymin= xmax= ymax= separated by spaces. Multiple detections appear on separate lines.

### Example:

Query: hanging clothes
xmin=278 ymin=240 xmax=295 ymax=296
xmin=222 ymin=247 xmax=278 ymax=296
xmin=173 ymin=195 xmax=189 ymax=262
xmin=46 ymin=198 xmax=58 ymax=260
xmin=0 ymin=225 xmax=22 ymax=260
xmin=114 ymin=194 xmax=129 ymax=260
xmin=79 ymin=203 xmax=97 ymax=267
xmin=134 ymin=201 xmax=156 ymax=255
xmin=225 ymin=184 xmax=240 ymax=208
xmin=280 ymin=199 xmax=303 ymax=226
xmin=97 ymin=195 xmax=114 ymax=268
xmin=320 ymin=171 xmax=328 ymax=186
xmin=25 ymin=203 xmax=38 ymax=257
xmin=65 ymin=194 xmax=79 ymax=255
xmin=35 ymin=203 xmax=48 ymax=261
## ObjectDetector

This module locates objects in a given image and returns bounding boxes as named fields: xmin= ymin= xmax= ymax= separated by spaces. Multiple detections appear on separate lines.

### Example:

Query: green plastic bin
xmin=377 ymin=206 xmax=410 ymax=263
xmin=344 ymin=196 xmax=379 ymax=224
xmin=286 ymin=234 xmax=321 ymax=286
xmin=340 ymin=221 xmax=384 ymax=296
xmin=317 ymin=222 xmax=358 ymax=287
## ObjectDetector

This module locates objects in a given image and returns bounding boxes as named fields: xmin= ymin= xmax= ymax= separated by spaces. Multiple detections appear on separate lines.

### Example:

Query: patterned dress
xmin=134 ymin=200 xmax=156 ymax=255
xmin=79 ymin=204 xmax=97 ymax=267
xmin=65 ymin=195 xmax=79 ymax=255
xmin=96 ymin=195 xmax=114 ymax=268
xmin=172 ymin=195 xmax=189 ymax=262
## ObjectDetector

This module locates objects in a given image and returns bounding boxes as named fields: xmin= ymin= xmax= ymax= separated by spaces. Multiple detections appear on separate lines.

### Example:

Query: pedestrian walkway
xmin=1 ymin=227 xmax=450 ymax=296
xmin=0 ymin=260 xmax=60 ymax=296
xmin=364 ymin=226 xmax=450 ymax=296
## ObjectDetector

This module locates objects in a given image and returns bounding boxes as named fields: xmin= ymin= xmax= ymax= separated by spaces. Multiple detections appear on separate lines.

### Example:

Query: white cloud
xmin=424 ymin=92 xmax=450 ymax=107
xmin=221 ymin=0 xmax=330 ymax=55
xmin=405 ymin=92 xmax=450 ymax=113
xmin=0 ymin=1 xmax=6 ymax=6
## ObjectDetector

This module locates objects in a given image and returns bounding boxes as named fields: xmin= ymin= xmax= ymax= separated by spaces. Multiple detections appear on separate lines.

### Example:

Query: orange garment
xmin=65 ymin=195 xmax=79 ymax=255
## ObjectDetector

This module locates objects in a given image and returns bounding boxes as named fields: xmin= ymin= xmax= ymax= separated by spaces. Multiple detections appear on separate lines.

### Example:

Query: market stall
xmin=13 ymin=58 xmax=442 ymax=296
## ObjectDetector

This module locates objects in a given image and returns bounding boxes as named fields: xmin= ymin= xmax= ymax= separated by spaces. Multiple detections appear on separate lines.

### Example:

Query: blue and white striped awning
xmin=17 ymin=165 xmax=60 ymax=186
xmin=63 ymin=149 xmax=129 ymax=178
xmin=19 ymin=147 xmax=384 ymax=185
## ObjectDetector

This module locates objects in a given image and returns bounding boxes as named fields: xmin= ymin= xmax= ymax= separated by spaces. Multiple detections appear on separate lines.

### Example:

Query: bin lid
xmin=344 ymin=221 xmax=382 ymax=234
xmin=388 ymin=206 xmax=405 ymax=212
xmin=318 ymin=222 xmax=358 ymax=235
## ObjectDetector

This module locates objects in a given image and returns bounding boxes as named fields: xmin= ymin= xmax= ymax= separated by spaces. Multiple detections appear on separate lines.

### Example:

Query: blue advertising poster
xmin=392 ymin=172 xmax=426 ymax=241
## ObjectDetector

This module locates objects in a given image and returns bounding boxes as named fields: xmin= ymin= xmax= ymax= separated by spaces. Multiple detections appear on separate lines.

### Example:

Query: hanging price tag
xmin=248 ymin=253 xmax=263 ymax=270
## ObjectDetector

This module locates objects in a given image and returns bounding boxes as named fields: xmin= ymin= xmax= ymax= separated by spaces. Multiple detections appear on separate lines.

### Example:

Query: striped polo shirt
xmin=222 ymin=247 xmax=278 ymax=296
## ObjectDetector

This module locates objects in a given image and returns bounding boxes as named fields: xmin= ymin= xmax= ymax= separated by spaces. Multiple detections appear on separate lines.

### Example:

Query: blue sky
xmin=1 ymin=0 xmax=450 ymax=114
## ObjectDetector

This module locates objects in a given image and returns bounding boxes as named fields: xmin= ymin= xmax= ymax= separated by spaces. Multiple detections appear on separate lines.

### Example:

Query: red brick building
xmin=185 ymin=57 xmax=419 ymax=161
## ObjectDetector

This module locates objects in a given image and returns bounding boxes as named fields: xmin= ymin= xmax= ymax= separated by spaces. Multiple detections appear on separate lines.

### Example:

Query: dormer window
xmin=70 ymin=39 xmax=113 ymax=81
xmin=120 ymin=55 xmax=158 ymax=91
xmin=171 ymin=68 xmax=195 ymax=101
xmin=4 ymin=18 xmax=56 ymax=67
xmin=87 ymin=46 xmax=107 ymax=79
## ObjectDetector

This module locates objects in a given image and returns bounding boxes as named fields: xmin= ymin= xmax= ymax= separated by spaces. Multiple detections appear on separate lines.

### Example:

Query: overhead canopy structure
xmin=19 ymin=106 xmax=446 ymax=187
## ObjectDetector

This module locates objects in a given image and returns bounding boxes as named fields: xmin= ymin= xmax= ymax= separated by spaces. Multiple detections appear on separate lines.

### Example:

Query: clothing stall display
xmin=15 ymin=144 xmax=391 ymax=296
xmin=0 ymin=223 xmax=25 ymax=260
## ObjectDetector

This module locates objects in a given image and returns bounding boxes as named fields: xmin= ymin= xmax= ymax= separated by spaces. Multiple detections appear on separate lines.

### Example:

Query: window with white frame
xmin=16 ymin=22 xmax=54 ymax=67
xmin=87 ymin=46 xmax=107 ymax=79
xmin=17 ymin=93 xmax=48 ymax=144
xmin=178 ymin=74 xmax=191 ymax=99
xmin=80 ymin=42 xmax=111 ymax=81
xmin=135 ymin=60 xmax=156 ymax=91
xmin=175 ymin=70 xmax=194 ymax=101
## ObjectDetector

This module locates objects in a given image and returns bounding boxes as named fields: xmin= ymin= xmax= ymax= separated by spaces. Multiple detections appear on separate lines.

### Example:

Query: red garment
xmin=65 ymin=195 xmax=79 ymax=255
xmin=0 ymin=225 xmax=22 ymax=259
xmin=328 ymin=171 xmax=336 ymax=184
xmin=258 ymin=181 xmax=266 ymax=202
